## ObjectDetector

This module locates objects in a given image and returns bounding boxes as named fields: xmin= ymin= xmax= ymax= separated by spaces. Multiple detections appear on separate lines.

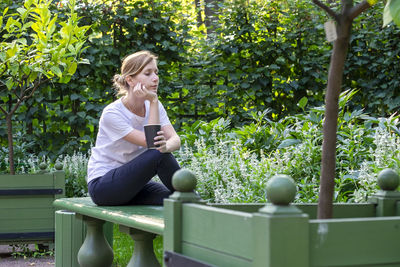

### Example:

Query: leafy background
xmin=1 ymin=0 xmax=399 ymax=160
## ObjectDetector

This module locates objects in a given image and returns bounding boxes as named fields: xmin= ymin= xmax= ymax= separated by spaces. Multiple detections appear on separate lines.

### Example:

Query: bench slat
xmin=53 ymin=197 xmax=164 ymax=235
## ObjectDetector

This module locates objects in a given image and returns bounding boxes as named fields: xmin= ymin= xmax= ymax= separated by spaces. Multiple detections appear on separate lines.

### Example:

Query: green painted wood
xmin=53 ymin=197 xmax=164 ymax=235
xmin=252 ymin=212 xmax=309 ymax=267
xmin=77 ymin=216 xmax=114 ymax=267
xmin=369 ymin=191 xmax=400 ymax=217
xmin=0 ymin=196 xmax=55 ymax=207
xmin=295 ymin=203 xmax=376 ymax=219
xmin=1 ymin=218 xmax=54 ymax=232
xmin=309 ymin=217 xmax=400 ymax=266
xmin=3 ymin=208 xmax=54 ymax=219
xmin=208 ymin=203 xmax=264 ymax=213
xmin=200 ymin=203 xmax=376 ymax=219
xmin=0 ymin=174 xmax=55 ymax=188
xmin=119 ymin=226 xmax=160 ymax=267
xmin=181 ymin=242 xmax=251 ymax=267
xmin=55 ymin=210 xmax=86 ymax=267
xmin=103 ymin=222 xmax=113 ymax=248
xmin=181 ymin=204 xmax=253 ymax=260
xmin=53 ymin=171 xmax=66 ymax=198
xmin=0 ymin=172 xmax=65 ymax=244
xmin=163 ymin=199 xmax=183 ymax=253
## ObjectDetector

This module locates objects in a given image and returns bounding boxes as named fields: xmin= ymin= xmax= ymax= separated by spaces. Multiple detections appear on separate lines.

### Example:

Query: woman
xmin=87 ymin=50 xmax=181 ymax=206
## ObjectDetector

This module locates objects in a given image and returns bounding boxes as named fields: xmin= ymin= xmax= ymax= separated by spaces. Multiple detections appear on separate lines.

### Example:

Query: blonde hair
xmin=113 ymin=50 xmax=158 ymax=96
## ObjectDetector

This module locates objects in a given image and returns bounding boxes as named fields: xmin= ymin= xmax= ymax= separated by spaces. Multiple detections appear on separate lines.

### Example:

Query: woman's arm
xmin=122 ymin=124 xmax=180 ymax=152
xmin=155 ymin=124 xmax=181 ymax=153
xmin=123 ymin=129 xmax=147 ymax=147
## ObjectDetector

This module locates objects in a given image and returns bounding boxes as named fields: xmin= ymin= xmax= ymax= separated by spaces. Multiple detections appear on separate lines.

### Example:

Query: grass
xmin=112 ymin=224 xmax=163 ymax=266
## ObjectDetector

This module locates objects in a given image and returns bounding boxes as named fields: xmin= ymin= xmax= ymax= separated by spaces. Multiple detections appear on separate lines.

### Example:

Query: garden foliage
xmin=3 ymin=91 xmax=399 ymax=203
xmin=0 ymin=0 xmax=89 ymax=173
xmin=0 ymin=0 xmax=399 ymax=159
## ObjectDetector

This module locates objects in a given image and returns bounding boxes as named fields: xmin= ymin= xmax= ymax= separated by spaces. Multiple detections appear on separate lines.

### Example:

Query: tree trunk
xmin=204 ymin=0 xmax=221 ymax=36
xmin=194 ymin=0 xmax=203 ymax=28
xmin=6 ymin=114 xmax=15 ymax=175
xmin=317 ymin=15 xmax=352 ymax=219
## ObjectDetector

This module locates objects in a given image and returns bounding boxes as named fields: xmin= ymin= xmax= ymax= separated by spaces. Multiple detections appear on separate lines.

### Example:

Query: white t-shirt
xmin=86 ymin=98 xmax=171 ymax=183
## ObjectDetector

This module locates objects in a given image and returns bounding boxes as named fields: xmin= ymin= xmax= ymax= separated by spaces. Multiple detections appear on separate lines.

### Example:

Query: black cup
xmin=144 ymin=124 xmax=161 ymax=149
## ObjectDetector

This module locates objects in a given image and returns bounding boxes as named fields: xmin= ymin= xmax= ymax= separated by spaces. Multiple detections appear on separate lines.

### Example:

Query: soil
xmin=0 ymin=245 xmax=55 ymax=267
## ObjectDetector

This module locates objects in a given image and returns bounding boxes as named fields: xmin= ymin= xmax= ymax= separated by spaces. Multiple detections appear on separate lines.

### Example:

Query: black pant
xmin=88 ymin=149 xmax=180 ymax=206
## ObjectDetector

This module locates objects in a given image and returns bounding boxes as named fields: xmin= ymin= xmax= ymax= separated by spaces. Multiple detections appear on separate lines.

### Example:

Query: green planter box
xmin=164 ymin=170 xmax=400 ymax=267
xmin=0 ymin=170 xmax=65 ymax=245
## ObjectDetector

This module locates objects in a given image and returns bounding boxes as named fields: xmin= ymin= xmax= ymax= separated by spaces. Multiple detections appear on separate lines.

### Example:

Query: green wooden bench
xmin=53 ymin=197 xmax=164 ymax=267
xmin=0 ymin=165 xmax=65 ymax=246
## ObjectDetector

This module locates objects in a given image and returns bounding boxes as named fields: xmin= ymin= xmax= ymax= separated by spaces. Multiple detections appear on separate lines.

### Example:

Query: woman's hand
xmin=154 ymin=131 xmax=169 ymax=153
xmin=132 ymin=82 xmax=157 ymax=102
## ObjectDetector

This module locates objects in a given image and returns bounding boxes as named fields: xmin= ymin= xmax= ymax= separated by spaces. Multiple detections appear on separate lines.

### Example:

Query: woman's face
xmin=130 ymin=59 xmax=159 ymax=93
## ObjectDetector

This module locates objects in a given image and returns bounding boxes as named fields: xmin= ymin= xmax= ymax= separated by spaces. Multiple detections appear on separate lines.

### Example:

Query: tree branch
xmin=10 ymin=77 xmax=49 ymax=115
xmin=22 ymin=77 xmax=49 ymax=101
xmin=312 ymin=0 xmax=339 ymax=20
xmin=348 ymin=0 xmax=371 ymax=21
xmin=0 ymin=105 xmax=7 ymax=115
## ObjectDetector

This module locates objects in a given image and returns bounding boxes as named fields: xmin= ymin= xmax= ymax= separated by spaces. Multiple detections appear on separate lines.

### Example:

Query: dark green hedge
xmin=1 ymin=0 xmax=399 ymax=159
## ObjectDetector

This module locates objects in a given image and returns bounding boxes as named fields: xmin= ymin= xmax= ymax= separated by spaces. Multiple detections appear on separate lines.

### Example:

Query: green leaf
xmin=390 ymin=0 xmax=400 ymax=27
xmin=278 ymin=139 xmax=301 ymax=149
xmin=17 ymin=7 xmax=27 ymax=17
xmin=297 ymin=97 xmax=308 ymax=110
xmin=5 ymin=78 xmax=13 ymax=90
xmin=6 ymin=43 xmax=18 ymax=58
xmin=384 ymin=0 xmax=394 ymax=27
xmin=47 ymin=15 xmax=57 ymax=36
xmin=51 ymin=66 xmax=62 ymax=77
xmin=384 ymin=0 xmax=400 ymax=27
xmin=31 ymin=22 xmax=40 ymax=33
xmin=70 ymin=93 xmax=80 ymax=100
xmin=24 ymin=0 xmax=33 ymax=9
xmin=68 ymin=62 xmax=78 ymax=75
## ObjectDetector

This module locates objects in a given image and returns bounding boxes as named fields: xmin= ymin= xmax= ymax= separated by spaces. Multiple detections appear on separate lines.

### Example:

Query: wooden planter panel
xmin=181 ymin=204 xmax=253 ymax=266
xmin=208 ymin=203 xmax=376 ymax=219
xmin=309 ymin=217 xmax=400 ymax=266
xmin=0 ymin=172 xmax=65 ymax=244
xmin=297 ymin=203 xmax=376 ymax=219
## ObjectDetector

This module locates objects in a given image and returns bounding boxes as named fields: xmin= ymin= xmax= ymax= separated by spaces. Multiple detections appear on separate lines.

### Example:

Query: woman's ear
xmin=125 ymin=76 xmax=134 ymax=87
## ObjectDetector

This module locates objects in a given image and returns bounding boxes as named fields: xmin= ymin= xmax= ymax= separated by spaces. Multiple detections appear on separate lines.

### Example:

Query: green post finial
xmin=169 ymin=169 xmax=202 ymax=203
xmin=39 ymin=162 xmax=47 ymax=170
xmin=377 ymin=168 xmax=399 ymax=191
xmin=54 ymin=162 xmax=63 ymax=171
xmin=369 ymin=168 xmax=400 ymax=216
xmin=266 ymin=174 xmax=297 ymax=205
xmin=38 ymin=162 xmax=48 ymax=173
xmin=172 ymin=169 xmax=197 ymax=192
xmin=259 ymin=174 xmax=301 ymax=215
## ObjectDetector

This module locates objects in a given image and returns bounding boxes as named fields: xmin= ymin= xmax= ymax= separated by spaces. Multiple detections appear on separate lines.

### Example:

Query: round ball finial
xmin=377 ymin=168 xmax=399 ymax=191
xmin=39 ymin=162 xmax=47 ymax=170
xmin=266 ymin=174 xmax=297 ymax=205
xmin=172 ymin=169 xmax=197 ymax=192
xmin=54 ymin=162 xmax=63 ymax=171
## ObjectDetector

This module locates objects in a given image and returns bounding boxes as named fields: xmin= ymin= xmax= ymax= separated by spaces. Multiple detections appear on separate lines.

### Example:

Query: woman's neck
xmin=123 ymin=95 xmax=145 ymax=117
